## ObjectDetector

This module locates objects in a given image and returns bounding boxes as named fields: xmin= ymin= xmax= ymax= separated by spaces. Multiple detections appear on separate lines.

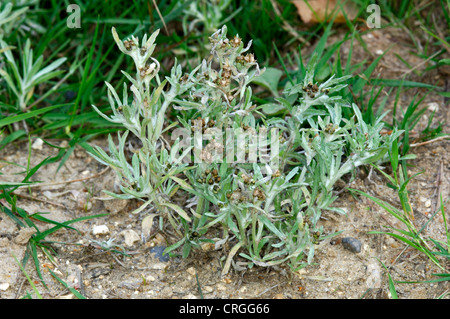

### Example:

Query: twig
xmin=431 ymin=161 xmax=443 ymax=214
xmin=269 ymin=0 xmax=308 ymax=45
xmin=432 ymin=13 xmax=450 ymax=55
xmin=76 ymin=267 xmax=85 ymax=296
xmin=401 ymin=49 xmax=441 ymax=77
xmin=410 ymin=136 xmax=450 ymax=148
xmin=255 ymin=282 xmax=283 ymax=297
xmin=111 ymin=253 xmax=127 ymax=268
xmin=15 ymin=167 xmax=110 ymax=189
xmin=11 ymin=192 xmax=66 ymax=208
xmin=152 ymin=0 xmax=169 ymax=36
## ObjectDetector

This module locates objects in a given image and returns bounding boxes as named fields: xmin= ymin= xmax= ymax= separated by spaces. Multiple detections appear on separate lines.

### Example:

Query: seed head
xmin=231 ymin=35 xmax=242 ymax=48
xmin=236 ymin=55 xmax=245 ymax=64
xmin=123 ymin=39 xmax=134 ymax=51
xmin=243 ymin=53 xmax=255 ymax=64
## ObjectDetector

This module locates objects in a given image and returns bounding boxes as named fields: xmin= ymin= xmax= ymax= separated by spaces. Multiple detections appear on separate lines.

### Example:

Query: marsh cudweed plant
xmin=90 ymin=25 xmax=402 ymax=275
xmin=182 ymin=0 xmax=235 ymax=37
xmin=0 ymin=3 xmax=66 ymax=114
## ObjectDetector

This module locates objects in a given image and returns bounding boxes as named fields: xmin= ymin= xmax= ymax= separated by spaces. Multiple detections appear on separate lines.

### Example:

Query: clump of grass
xmin=349 ymin=144 xmax=449 ymax=272
xmin=0 ymin=141 xmax=106 ymax=291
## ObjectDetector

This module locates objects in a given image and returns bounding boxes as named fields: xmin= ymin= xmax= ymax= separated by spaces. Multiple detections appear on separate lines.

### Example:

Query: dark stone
xmin=64 ymin=90 xmax=77 ymax=101
xmin=150 ymin=246 xmax=170 ymax=262
xmin=341 ymin=237 xmax=362 ymax=253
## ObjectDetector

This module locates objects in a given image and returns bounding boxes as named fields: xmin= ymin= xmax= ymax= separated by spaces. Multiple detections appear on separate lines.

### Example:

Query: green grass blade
xmin=369 ymin=231 xmax=423 ymax=252
xmin=32 ymin=213 xmax=107 ymax=242
xmin=0 ymin=129 xmax=26 ymax=151
xmin=0 ymin=104 xmax=67 ymax=128
xmin=12 ymin=253 xmax=42 ymax=299
xmin=377 ymin=258 xmax=398 ymax=299
xmin=352 ymin=47 xmax=390 ymax=96
xmin=48 ymin=268 xmax=86 ymax=299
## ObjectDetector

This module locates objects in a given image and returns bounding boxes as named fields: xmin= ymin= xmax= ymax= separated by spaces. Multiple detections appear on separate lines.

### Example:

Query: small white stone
xmin=0 ymin=283 xmax=10 ymax=291
xmin=375 ymin=49 xmax=383 ymax=55
xmin=145 ymin=275 xmax=156 ymax=282
xmin=427 ymin=102 xmax=439 ymax=112
xmin=31 ymin=138 xmax=43 ymax=150
xmin=120 ymin=229 xmax=140 ymax=247
xmin=366 ymin=261 xmax=382 ymax=289
xmin=92 ymin=225 xmax=110 ymax=236
xmin=53 ymin=268 xmax=64 ymax=277
xmin=425 ymin=199 xmax=431 ymax=208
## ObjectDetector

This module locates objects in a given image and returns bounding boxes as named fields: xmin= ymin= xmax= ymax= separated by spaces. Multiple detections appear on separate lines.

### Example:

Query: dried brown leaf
xmin=293 ymin=0 xmax=358 ymax=24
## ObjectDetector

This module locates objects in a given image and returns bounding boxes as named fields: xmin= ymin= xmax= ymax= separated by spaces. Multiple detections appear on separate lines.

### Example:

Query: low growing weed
xmin=89 ymin=25 xmax=403 ymax=274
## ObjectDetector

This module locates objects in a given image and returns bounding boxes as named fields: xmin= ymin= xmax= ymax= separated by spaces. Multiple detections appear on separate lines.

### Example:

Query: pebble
xmin=0 ymin=283 xmax=10 ymax=291
xmin=150 ymin=233 xmax=166 ymax=247
xmin=31 ymin=138 xmax=43 ymax=150
xmin=120 ymin=229 xmax=140 ymax=247
xmin=427 ymin=102 xmax=439 ymax=112
xmin=150 ymin=246 xmax=169 ymax=262
xmin=14 ymin=227 xmax=37 ymax=245
xmin=92 ymin=225 xmax=110 ymax=236
xmin=341 ymin=237 xmax=362 ymax=253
